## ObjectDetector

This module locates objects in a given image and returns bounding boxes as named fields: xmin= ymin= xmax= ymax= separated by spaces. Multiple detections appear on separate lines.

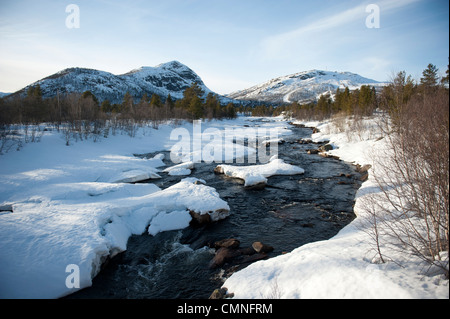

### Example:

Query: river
xmin=67 ymin=120 xmax=364 ymax=299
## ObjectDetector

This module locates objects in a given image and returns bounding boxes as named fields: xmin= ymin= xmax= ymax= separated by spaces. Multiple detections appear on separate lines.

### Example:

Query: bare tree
xmin=361 ymin=88 xmax=449 ymax=277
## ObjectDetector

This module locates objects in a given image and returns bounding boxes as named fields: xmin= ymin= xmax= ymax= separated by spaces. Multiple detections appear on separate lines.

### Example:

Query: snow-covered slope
xmin=12 ymin=61 xmax=233 ymax=104
xmin=227 ymin=69 xmax=387 ymax=105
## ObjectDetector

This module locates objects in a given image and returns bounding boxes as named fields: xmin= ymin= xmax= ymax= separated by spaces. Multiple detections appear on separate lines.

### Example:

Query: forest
xmin=0 ymin=63 xmax=448 ymax=151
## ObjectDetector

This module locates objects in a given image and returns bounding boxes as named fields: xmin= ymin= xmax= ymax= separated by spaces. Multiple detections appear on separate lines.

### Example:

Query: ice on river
xmin=215 ymin=157 xmax=304 ymax=187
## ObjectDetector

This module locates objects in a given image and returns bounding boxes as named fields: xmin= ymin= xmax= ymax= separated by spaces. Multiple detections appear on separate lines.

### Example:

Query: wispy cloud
xmin=260 ymin=0 xmax=422 ymax=60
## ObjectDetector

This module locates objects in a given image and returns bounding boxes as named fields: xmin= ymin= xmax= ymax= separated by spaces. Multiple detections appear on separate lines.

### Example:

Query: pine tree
xmin=150 ymin=93 xmax=162 ymax=107
xmin=183 ymin=83 xmax=204 ymax=102
xmin=189 ymin=95 xmax=203 ymax=119
xmin=165 ymin=94 xmax=174 ymax=109
xmin=358 ymin=85 xmax=376 ymax=115
xmin=317 ymin=94 xmax=331 ymax=117
xmin=225 ymin=103 xmax=237 ymax=119
xmin=382 ymin=71 xmax=416 ymax=113
xmin=140 ymin=93 xmax=150 ymax=104
xmin=101 ymin=100 xmax=112 ymax=113
xmin=82 ymin=91 xmax=99 ymax=106
xmin=420 ymin=63 xmax=439 ymax=88
xmin=342 ymin=87 xmax=352 ymax=114
xmin=24 ymin=85 xmax=45 ymax=123
xmin=122 ymin=92 xmax=134 ymax=114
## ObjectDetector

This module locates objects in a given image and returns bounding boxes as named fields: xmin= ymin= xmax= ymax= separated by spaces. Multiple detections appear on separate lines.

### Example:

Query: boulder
xmin=209 ymin=240 xmax=274 ymax=269
xmin=360 ymin=172 xmax=369 ymax=182
xmin=355 ymin=164 xmax=371 ymax=181
xmin=214 ymin=238 xmax=240 ymax=249
xmin=189 ymin=208 xmax=229 ymax=225
xmin=189 ymin=211 xmax=211 ymax=225
xmin=252 ymin=241 xmax=274 ymax=254
xmin=214 ymin=166 xmax=224 ymax=174
xmin=237 ymin=247 xmax=256 ymax=256
xmin=233 ymin=253 xmax=268 ymax=265
xmin=209 ymin=208 xmax=230 ymax=222
xmin=318 ymin=144 xmax=333 ymax=152
xmin=209 ymin=247 xmax=241 ymax=269
xmin=356 ymin=164 xmax=372 ymax=173
xmin=209 ymin=287 xmax=234 ymax=299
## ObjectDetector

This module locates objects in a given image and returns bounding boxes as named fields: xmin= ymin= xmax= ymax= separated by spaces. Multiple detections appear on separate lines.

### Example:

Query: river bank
xmin=67 ymin=120 xmax=364 ymax=299
xmin=0 ymin=115 xmax=447 ymax=299
xmin=222 ymin=115 xmax=449 ymax=299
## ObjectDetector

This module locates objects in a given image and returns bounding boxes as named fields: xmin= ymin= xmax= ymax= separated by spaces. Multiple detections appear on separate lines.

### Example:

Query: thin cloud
xmin=260 ymin=0 xmax=422 ymax=59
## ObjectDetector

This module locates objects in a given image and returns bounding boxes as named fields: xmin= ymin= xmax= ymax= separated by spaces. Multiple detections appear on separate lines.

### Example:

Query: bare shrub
xmin=361 ymin=88 xmax=449 ymax=277
xmin=261 ymin=276 xmax=282 ymax=299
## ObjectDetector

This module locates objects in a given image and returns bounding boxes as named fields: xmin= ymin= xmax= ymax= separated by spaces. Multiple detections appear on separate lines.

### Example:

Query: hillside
xmin=10 ymin=61 xmax=234 ymax=104
xmin=227 ymin=69 xmax=387 ymax=105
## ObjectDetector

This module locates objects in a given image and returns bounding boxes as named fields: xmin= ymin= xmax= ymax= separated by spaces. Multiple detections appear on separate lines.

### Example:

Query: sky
xmin=0 ymin=0 xmax=448 ymax=95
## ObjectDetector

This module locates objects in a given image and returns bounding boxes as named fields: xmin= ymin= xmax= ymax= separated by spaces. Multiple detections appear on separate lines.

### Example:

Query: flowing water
xmin=68 ymin=121 xmax=364 ymax=299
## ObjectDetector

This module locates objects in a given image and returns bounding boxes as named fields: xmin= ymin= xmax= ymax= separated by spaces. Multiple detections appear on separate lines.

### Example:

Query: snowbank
xmin=223 ymin=116 xmax=449 ymax=299
xmin=0 ymin=175 xmax=229 ymax=299
xmin=215 ymin=158 xmax=304 ymax=187
xmin=0 ymin=122 xmax=233 ymax=299
xmin=163 ymin=161 xmax=195 ymax=176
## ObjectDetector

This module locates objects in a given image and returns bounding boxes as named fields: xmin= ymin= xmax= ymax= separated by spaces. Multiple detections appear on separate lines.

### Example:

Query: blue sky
xmin=0 ymin=0 xmax=448 ymax=94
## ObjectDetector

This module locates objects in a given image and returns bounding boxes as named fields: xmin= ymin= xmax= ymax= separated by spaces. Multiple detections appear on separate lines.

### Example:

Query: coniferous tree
xmin=420 ymin=63 xmax=439 ymax=88
xmin=342 ymin=87 xmax=352 ymax=114
xmin=121 ymin=92 xmax=134 ymax=117
xmin=150 ymin=93 xmax=162 ymax=108
xmin=101 ymin=100 xmax=112 ymax=113
xmin=189 ymin=95 xmax=203 ymax=119
xmin=82 ymin=91 xmax=99 ymax=106
xmin=24 ymin=85 xmax=46 ymax=123
xmin=165 ymin=94 xmax=174 ymax=109
xmin=381 ymin=71 xmax=415 ymax=113
xmin=317 ymin=94 xmax=331 ymax=117
xmin=225 ymin=103 xmax=237 ymax=119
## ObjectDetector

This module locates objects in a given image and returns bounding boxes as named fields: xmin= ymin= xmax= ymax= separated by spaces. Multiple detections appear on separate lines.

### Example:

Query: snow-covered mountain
xmin=227 ymin=69 xmax=387 ymax=105
xmin=12 ymin=61 xmax=233 ymax=104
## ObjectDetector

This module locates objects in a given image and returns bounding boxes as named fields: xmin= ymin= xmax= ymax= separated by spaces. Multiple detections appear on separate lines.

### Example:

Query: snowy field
xmin=0 ymin=115 xmax=448 ymax=299
xmin=223 ymin=115 xmax=449 ymax=299
xmin=0 ymin=117 xmax=291 ymax=298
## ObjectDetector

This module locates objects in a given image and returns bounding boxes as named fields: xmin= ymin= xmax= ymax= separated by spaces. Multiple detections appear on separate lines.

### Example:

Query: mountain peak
xmin=156 ymin=60 xmax=186 ymax=70
xmin=227 ymin=69 xmax=386 ymax=105
xmin=11 ymin=61 xmax=233 ymax=104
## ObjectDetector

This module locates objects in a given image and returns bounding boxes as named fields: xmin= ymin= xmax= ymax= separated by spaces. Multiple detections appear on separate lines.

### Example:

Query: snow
xmin=227 ymin=69 xmax=387 ymax=104
xmin=148 ymin=210 xmax=192 ymax=236
xmin=0 ymin=120 xmax=236 ymax=299
xmin=21 ymin=61 xmax=235 ymax=104
xmin=215 ymin=157 xmax=304 ymax=187
xmin=110 ymin=169 xmax=161 ymax=183
xmin=0 ymin=115 xmax=447 ymax=299
xmin=223 ymin=115 xmax=449 ymax=299
xmin=163 ymin=161 xmax=194 ymax=176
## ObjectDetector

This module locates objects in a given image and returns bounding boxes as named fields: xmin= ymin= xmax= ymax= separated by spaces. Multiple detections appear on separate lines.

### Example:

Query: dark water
xmin=68 ymin=121 xmax=364 ymax=299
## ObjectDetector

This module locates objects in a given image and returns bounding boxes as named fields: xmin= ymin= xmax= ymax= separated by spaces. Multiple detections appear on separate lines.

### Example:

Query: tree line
xmin=0 ymin=82 xmax=237 ymax=151
xmin=356 ymin=63 xmax=448 ymax=277
xmin=248 ymin=63 xmax=449 ymax=121
xmin=0 ymin=82 xmax=237 ymax=125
